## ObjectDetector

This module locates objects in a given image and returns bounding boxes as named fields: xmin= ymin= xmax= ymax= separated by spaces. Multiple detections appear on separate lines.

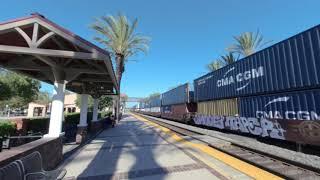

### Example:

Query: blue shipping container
xmin=162 ymin=83 xmax=192 ymax=106
xmin=194 ymin=25 xmax=320 ymax=101
xmin=149 ymin=95 xmax=161 ymax=107
xmin=239 ymin=89 xmax=320 ymax=121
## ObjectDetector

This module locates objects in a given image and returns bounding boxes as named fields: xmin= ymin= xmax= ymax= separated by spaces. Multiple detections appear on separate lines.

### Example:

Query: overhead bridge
xmin=124 ymin=97 xmax=144 ymax=102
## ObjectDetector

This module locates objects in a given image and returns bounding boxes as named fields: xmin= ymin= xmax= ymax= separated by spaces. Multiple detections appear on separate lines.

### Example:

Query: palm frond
xmin=227 ymin=29 xmax=271 ymax=57
xmin=207 ymin=60 xmax=223 ymax=72
xmin=92 ymin=14 xmax=150 ymax=58
xmin=220 ymin=52 xmax=238 ymax=65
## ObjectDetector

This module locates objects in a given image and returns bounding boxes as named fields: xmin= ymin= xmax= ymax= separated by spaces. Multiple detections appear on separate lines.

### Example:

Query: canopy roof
xmin=0 ymin=13 xmax=119 ymax=96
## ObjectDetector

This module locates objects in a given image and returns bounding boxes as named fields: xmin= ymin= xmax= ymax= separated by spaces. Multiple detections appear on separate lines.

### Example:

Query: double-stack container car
xmin=148 ymin=95 xmax=162 ymax=117
xmin=137 ymin=24 xmax=320 ymax=146
xmin=193 ymin=25 xmax=320 ymax=146
xmin=161 ymin=83 xmax=197 ymax=122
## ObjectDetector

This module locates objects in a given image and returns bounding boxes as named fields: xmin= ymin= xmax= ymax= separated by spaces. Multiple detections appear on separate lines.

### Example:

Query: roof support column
xmin=41 ymin=107 xmax=46 ymax=117
xmin=92 ymin=98 xmax=99 ymax=122
xmin=91 ymin=98 xmax=102 ymax=132
xmin=76 ymin=94 xmax=88 ymax=144
xmin=27 ymin=104 xmax=34 ymax=118
xmin=45 ymin=81 xmax=66 ymax=137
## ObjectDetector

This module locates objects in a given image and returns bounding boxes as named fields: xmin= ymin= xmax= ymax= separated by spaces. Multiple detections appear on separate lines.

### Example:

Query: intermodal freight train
xmin=135 ymin=24 xmax=320 ymax=146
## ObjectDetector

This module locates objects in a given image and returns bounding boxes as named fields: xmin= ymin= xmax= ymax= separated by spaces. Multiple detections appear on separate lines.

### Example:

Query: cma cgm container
xmin=194 ymin=25 xmax=320 ymax=102
xmin=238 ymin=89 xmax=320 ymax=145
xmin=194 ymin=89 xmax=320 ymax=146
xmin=148 ymin=95 xmax=161 ymax=117
xmin=161 ymin=83 xmax=197 ymax=122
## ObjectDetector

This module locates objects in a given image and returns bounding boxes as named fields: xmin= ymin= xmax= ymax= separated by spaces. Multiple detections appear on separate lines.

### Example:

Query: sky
xmin=1 ymin=0 xmax=320 ymax=100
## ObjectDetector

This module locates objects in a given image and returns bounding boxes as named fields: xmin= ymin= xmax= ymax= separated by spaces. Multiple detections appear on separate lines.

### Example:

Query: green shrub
xmin=0 ymin=121 xmax=16 ymax=138
xmin=64 ymin=112 xmax=99 ymax=125
xmin=100 ymin=111 xmax=112 ymax=118
xmin=25 ymin=111 xmax=102 ymax=134
xmin=64 ymin=113 xmax=80 ymax=124
xmin=27 ymin=118 xmax=49 ymax=134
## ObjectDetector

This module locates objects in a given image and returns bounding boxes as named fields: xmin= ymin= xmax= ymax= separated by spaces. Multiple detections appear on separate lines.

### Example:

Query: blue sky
xmin=1 ymin=0 xmax=320 ymax=98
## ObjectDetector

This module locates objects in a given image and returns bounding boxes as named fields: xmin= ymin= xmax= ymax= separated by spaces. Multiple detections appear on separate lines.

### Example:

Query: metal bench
xmin=0 ymin=151 xmax=66 ymax=180
xmin=17 ymin=151 xmax=66 ymax=180
xmin=0 ymin=161 xmax=24 ymax=180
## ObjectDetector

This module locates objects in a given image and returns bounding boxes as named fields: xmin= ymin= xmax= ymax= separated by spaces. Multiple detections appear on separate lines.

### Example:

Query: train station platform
xmin=60 ymin=114 xmax=280 ymax=180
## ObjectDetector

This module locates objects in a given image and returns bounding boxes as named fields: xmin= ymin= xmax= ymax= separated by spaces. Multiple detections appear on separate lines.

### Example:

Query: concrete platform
xmin=60 ymin=114 xmax=253 ymax=180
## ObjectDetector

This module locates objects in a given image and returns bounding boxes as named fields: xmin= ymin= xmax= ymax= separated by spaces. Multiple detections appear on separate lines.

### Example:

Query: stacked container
xmin=193 ymin=25 xmax=320 ymax=145
xmin=148 ymin=95 xmax=162 ymax=117
xmin=161 ymin=83 xmax=197 ymax=122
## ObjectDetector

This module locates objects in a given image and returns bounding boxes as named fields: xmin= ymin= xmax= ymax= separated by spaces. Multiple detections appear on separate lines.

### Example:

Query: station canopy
xmin=0 ymin=13 xmax=119 ymax=96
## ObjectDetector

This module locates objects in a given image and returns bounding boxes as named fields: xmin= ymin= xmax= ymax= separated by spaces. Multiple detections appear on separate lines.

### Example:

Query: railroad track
xmin=136 ymin=113 xmax=320 ymax=180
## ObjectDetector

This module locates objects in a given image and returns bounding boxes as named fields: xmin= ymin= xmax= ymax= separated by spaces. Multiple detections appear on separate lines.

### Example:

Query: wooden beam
xmin=68 ymin=68 xmax=107 ymax=75
xmin=14 ymin=27 xmax=32 ymax=47
xmin=80 ymin=78 xmax=113 ymax=82
xmin=0 ymin=19 xmax=36 ymax=35
xmin=6 ymin=66 xmax=50 ymax=71
xmin=32 ymin=23 xmax=39 ymax=46
xmin=82 ymin=59 xmax=107 ymax=73
xmin=63 ymin=59 xmax=73 ymax=67
xmin=0 ymin=45 xmax=106 ymax=60
xmin=51 ymin=36 xmax=66 ymax=50
xmin=36 ymin=32 xmax=55 ymax=47
xmin=35 ymin=55 xmax=59 ymax=68
xmin=65 ymin=71 xmax=81 ymax=82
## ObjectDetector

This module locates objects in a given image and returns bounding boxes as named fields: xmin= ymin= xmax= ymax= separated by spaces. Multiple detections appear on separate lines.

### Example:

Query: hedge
xmin=0 ymin=121 xmax=16 ymax=138
xmin=26 ymin=111 xmax=109 ymax=134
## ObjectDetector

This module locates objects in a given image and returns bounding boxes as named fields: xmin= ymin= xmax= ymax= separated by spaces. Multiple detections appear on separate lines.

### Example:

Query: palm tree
xmin=92 ymin=14 xmax=150 ymax=120
xmin=207 ymin=60 xmax=223 ymax=72
xmin=220 ymin=52 xmax=238 ymax=65
xmin=227 ymin=30 xmax=271 ymax=57
xmin=91 ymin=14 xmax=150 ymax=88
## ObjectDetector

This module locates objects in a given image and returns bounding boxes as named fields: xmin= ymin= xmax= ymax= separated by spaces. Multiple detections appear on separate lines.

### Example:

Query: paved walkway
xmin=61 ymin=114 xmax=253 ymax=180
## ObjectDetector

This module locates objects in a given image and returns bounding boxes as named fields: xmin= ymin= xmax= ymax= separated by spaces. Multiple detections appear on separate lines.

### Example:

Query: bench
xmin=0 ymin=151 xmax=66 ymax=180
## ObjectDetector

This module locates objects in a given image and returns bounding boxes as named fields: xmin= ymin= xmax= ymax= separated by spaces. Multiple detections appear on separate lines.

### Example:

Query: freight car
xmin=193 ymin=24 xmax=320 ymax=146
xmin=160 ymin=83 xmax=197 ymax=123
xmin=137 ymin=24 xmax=320 ymax=147
xmin=146 ymin=95 xmax=162 ymax=117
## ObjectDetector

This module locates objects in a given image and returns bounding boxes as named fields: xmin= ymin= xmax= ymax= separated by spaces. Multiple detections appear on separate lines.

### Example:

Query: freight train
xmin=135 ymin=24 xmax=320 ymax=146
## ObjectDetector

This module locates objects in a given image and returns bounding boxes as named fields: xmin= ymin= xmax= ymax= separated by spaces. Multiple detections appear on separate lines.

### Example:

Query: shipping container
xmin=194 ymin=89 xmax=320 ymax=146
xmin=149 ymin=107 xmax=161 ymax=117
xmin=149 ymin=95 xmax=161 ymax=107
xmin=162 ymin=83 xmax=194 ymax=106
xmin=139 ymin=101 xmax=146 ymax=109
xmin=194 ymin=25 xmax=320 ymax=102
xmin=197 ymin=98 xmax=238 ymax=116
xmin=239 ymin=89 xmax=320 ymax=121
xmin=161 ymin=103 xmax=197 ymax=122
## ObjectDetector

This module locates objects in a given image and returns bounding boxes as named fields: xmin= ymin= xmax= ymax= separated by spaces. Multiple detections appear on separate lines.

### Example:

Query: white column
xmin=45 ymin=82 xmax=65 ymax=137
xmin=41 ymin=106 xmax=46 ymax=117
xmin=92 ymin=98 xmax=99 ymax=122
xmin=78 ymin=94 xmax=88 ymax=127
xmin=116 ymin=98 xmax=120 ymax=120
xmin=112 ymin=99 xmax=115 ymax=115
xmin=27 ymin=103 xmax=34 ymax=117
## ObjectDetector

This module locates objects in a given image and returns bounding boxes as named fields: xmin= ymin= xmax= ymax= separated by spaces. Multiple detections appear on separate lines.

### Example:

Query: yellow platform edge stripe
xmin=130 ymin=113 xmax=283 ymax=180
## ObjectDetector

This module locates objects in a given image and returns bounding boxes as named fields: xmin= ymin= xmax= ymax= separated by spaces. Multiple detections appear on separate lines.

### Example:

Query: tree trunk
xmin=115 ymin=54 xmax=125 ymax=121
